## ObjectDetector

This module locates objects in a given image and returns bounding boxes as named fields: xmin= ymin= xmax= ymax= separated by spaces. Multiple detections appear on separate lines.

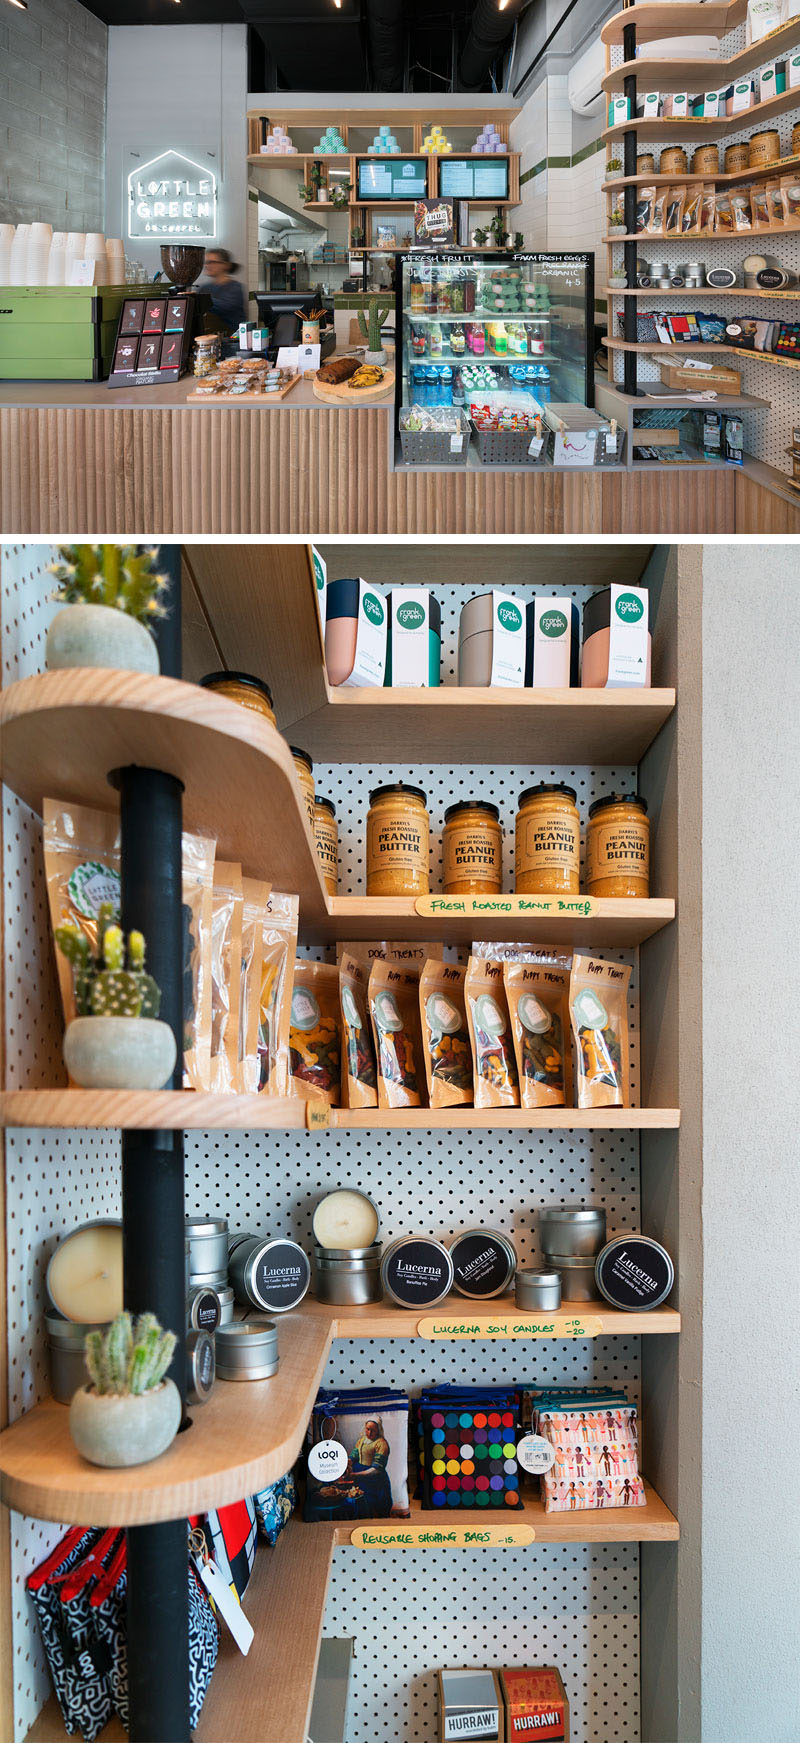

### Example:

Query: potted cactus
xmin=45 ymin=544 xmax=168 ymax=675
xmin=70 ymin=1311 xmax=181 ymax=1468
xmin=357 ymin=295 xmax=393 ymax=365
xmin=606 ymin=157 xmax=623 ymax=179
xmin=57 ymin=905 xmax=177 ymax=1090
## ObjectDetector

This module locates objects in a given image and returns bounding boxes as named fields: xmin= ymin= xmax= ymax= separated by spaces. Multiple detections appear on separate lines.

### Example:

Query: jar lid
xmin=588 ymin=792 xmax=648 ymax=819
xmin=326 ymin=577 xmax=360 ymax=618
xmin=200 ymin=672 xmax=273 ymax=706
xmin=540 ymin=1206 xmax=606 ymax=1223
xmin=518 ymin=781 xmax=577 ymax=807
xmin=516 ymin=1267 xmax=561 ymax=1286
xmin=595 ymin=1235 xmax=674 ymax=1310
xmin=289 ymin=745 xmax=314 ymax=772
xmin=444 ymin=799 xmax=500 ymax=823
xmin=369 ymin=781 xmax=427 ymax=807
xmin=314 ymin=795 xmax=336 ymax=816
xmin=186 ymin=1215 xmax=228 ymax=1237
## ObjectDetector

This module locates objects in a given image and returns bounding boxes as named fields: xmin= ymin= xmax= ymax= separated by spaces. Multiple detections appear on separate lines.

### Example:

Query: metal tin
xmin=552 ymin=1256 xmax=601 ymax=1303
xmin=215 ymin=1317 xmax=280 ymax=1381
xmin=45 ymin=1219 xmax=122 ymax=1319
xmin=313 ymin=1244 xmax=383 ymax=1305
xmin=515 ymin=1269 xmax=562 ymax=1312
xmin=215 ymin=1284 xmax=235 ymax=1326
xmin=45 ymin=1311 xmax=107 ymax=1404
xmin=186 ymin=1329 xmax=215 ymax=1404
xmin=448 ymin=1228 xmax=517 ymax=1299
xmin=380 ymin=1235 xmax=454 ymax=1309
xmin=188 ymin=1286 xmax=222 ymax=1334
xmin=185 ymin=1216 xmax=229 ymax=1280
xmin=312 ymin=1189 xmax=380 ymax=1255
xmin=539 ymin=1206 xmax=606 ymax=1258
xmin=228 ymin=1232 xmax=311 ymax=1314
xmin=595 ymin=1235 xmax=675 ymax=1311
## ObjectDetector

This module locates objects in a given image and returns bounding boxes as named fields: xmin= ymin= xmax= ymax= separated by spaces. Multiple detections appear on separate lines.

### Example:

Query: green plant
xmin=473 ymin=227 xmax=488 ymax=247
xmin=357 ymin=295 xmax=393 ymax=352
xmin=310 ymin=162 xmax=326 ymax=188
xmin=48 ymin=545 xmax=168 ymax=626
xmin=298 ymin=182 xmax=316 ymax=204
xmin=55 ymin=904 xmax=161 ymax=1018
xmin=330 ymin=179 xmax=352 ymax=211
xmin=351 ymin=225 xmax=365 ymax=246
xmin=489 ymin=211 xmax=509 ymax=247
xmin=85 ymin=1311 xmax=176 ymax=1396
xmin=512 ymin=231 xmax=524 ymax=252
xmin=607 ymin=158 xmax=622 ymax=174
xmin=609 ymin=209 xmax=625 ymax=227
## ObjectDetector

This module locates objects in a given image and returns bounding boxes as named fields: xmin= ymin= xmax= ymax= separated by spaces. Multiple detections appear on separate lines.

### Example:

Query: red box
xmin=499 ymin=1669 xmax=569 ymax=1742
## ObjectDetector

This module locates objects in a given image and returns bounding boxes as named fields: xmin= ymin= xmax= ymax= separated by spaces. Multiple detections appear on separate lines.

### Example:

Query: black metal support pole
xmin=623 ymin=23 xmax=638 ymax=399
xmin=126 ymin=1520 xmax=189 ymax=1743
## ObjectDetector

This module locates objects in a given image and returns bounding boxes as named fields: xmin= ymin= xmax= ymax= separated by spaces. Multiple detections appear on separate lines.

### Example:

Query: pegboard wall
xmin=3 ymin=565 xmax=644 ymax=1743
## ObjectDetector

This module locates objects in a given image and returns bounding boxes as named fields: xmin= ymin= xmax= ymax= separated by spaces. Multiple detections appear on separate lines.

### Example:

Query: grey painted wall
xmin=1 ymin=0 xmax=106 ymax=231
xmin=701 ymin=557 xmax=800 ymax=1743
xmin=105 ymin=24 xmax=248 ymax=279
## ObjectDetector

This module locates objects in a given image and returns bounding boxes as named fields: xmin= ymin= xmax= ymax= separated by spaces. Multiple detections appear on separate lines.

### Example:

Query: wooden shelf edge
xmin=602 ymin=16 xmax=800 ymax=89
xmin=300 ymin=1297 xmax=682 ymax=1339
xmin=602 ymin=0 xmax=746 ymax=46
xmin=0 ymin=1093 xmax=681 ymax=1132
xmin=328 ymin=1482 xmax=679 ymax=1544
xmin=334 ymin=1108 xmax=681 ymax=1130
xmin=605 ymin=339 xmax=800 ymax=371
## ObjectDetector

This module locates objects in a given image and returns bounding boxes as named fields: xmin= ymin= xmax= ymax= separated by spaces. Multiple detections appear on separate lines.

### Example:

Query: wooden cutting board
xmin=312 ymin=361 xmax=396 ymax=404
xmin=186 ymin=370 xmax=302 ymax=404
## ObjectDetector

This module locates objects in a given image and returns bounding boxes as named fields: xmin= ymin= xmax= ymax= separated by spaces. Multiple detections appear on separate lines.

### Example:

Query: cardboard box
xmin=499 ymin=1668 xmax=569 ymax=1741
xmin=659 ymin=361 xmax=742 ymax=393
xmin=439 ymin=1669 xmax=504 ymax=1741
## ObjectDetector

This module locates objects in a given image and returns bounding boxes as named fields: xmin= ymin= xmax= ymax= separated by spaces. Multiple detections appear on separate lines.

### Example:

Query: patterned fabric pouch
xmin=56 ymin=1531 xmax=123 ymax=1742
xmin=27 ymin=1528 xmax=106 ymax=1736
xmin=89 ymin=1536 xmax=219 ymax=1732
xmin=253 ymin=1471 xmax=297 ymax=1545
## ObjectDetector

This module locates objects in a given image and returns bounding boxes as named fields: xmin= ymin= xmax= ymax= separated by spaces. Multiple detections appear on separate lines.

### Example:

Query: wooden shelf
xmin=328 ymin=1483 xmax=679 ymax=1543
xmin=0 ymin=1093 xmax=681 ymax=1132
xmin=602 ymin=154 xmax=800 ymax=190
xmin=603 ymin=84 xmax=800 ymax=141
xmin=604 ymin=286 xmax=800 ymax=299
xmin=0 ymin=1314 xmax=332 ymax=1526
xmin=605 ymin=224 xmax=800 ymax=241
xmin=300 ymin=1296 xmax=681 ymax=1339
xmin=324 ymin=895 xmax=675 ymax=947
xmin=616 ymin=389 xmax=769 ymax=407
xmin=24 ymin=1519 xmax=336 ymax=1743
xmin=605 ymin=339 xmax=800 ymax=370
xmin=602 ymin=0 xmax=745 ymax=46
xmin=603 ymin=16 xmax=800 ymax=89
xmin=334 ymin=1108 xmax=679 ymax=1130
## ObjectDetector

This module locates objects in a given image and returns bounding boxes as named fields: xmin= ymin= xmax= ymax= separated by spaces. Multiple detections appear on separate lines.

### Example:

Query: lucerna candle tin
xmin=552 ymin=1255 xmax=602 ymax=1303
xmin=313 ymin=1243 xmax=383 ymax=1305
xmin=46 ymin=1221 xmax=123 ymax=1324
xmin=228 ymin=1232 xmax=311 ymax=1313
xmin=186 ymin=1329 xmax=215 ymax=1405
xmin=448 ymin=1228 xmax=517 ymax=1299
xmin=595 ymin=1235 xmax=675 ymax=1310
xmin=380 ymin=1235 xmax=454 ymax=1308
xmin=539 ymin=1206 xmax=606 ymax=1258
xmin=185 ymin=1215 xmax=229 ymax=1284
xmin=46 ymin=1311 xmax=108 ymax=1404
xmin=312 ymin=1188 xmax=379 ymax=1253
xmin=215 ymin=1317 xmax=280 ymax=1381
xmin=515 ymin=1268 xmax=561 ymax=1312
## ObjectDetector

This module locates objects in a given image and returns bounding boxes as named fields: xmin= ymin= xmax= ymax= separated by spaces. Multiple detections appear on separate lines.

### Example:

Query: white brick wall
xmin=1 ymin=0 xmax=107 ymax=231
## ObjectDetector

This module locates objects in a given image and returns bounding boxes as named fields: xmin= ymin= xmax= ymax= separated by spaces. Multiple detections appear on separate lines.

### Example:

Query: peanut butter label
xmin=519 ymin=814 xmax=579 ymax=874
xmin=368 ymin=814 xmax=429 ymax=875
xmin=443 ymin=825 xmax=502 ymax=889
xmin=350 ymin=1523 xmax=536 ymax=1547
xmin=314 ymin=818 xmax=338 ymax=874
xmin=586 ymin=819 xmax=649 ymax=883
xmin=416 ymin=895 xmax=596 ymax=918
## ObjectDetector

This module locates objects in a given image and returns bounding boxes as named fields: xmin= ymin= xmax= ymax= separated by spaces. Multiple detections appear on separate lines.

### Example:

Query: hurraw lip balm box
xmin=438 ymin=1669 xmax=504 ymax=1741
xmin=499 ymin=1668 xmax=569 ymax=1741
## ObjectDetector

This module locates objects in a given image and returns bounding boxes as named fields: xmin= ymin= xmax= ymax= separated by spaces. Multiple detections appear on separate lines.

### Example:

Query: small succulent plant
xmin=48 ymin=544 xmax=169 ymax=628
xmin=85 ymin=1311 xmax=176 ymax=1396
xmin=357 ymin=295 xmax=393 ymax=351
xmin=330 ymin=179 xmax=352 ymax=211
xmin=56 ymin=903 xmax=161 ymax=1018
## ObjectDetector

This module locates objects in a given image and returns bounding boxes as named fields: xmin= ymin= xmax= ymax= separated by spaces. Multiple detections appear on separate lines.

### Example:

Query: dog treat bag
xmin=504 ymin=955 xmax=572 ymax=1109
xmin=569 ymin=953 xmax=631 ymax=1108
xmin=210 ymin=863 xmax=243 ymax=1093
xmin=289 ymin=961 xmax=341 ymax=1105
xmin=339 ymin=951 xmax=378 ymax=1108
xmin=368 ymin=961 xmax=424 ymax=1108
xmin=258 ymin=892 xmax=299 ymax=1095
xmin=239 ymin=879 xmax=269 ymax=1093
xmin=419 ymin=960 xmax=472 ymax=1108
xmin=464 ymin=956 xmax=519 ymax=1108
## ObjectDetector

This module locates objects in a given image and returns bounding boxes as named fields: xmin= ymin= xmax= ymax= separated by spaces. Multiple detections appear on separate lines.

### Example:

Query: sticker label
xmin=516 ymin=1433 xmax=556 ymax=1474
xmin=415 ymin=894 xmax=597 ymax=919
xmin=68 ymin=862 xmax=121 ymax=920
xmin=418 ymin=1315 xmax=603 ymax=1340
xmin=308 ymin=1438 xmax=348 ymax=1481
xmin=490 ymin=589 xmax=526 ymax=688
xmin=349 ymin=1523 xmax=536 ymax=1547
xmin=306 ymin=1098 xmax=331 ymax=1130
xmin=607 ymin=583 xmax=649 ymax=688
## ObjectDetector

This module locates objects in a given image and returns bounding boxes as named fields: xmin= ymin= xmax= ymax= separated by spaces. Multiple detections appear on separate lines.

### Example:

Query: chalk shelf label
xmin=414 ymin=894 xmax=597 ymax=919
xmin=349 ymin=1523 xmax=536 ymax=1547
xmin=417 ymin=1315 xmax=604 ymax=1340
xmin=305 ymin=1098 xmax=331 ymax=1130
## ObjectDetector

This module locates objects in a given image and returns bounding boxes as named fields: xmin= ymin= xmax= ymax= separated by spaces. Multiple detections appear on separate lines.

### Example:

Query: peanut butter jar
xmin=586 ymin=793 xmax=650 ymax=897
xmin=314 ymin=795 xmax=338 ymax=896
xmin=515 ymin=782 xmax=580 ymax=895
xmin=290 ymin=745 xmax=316 ymax=833
xmin=367 ymin=782 xmax=430 ymax=896
xmin=443 ymin=800 xmax=503 ymax=894
xmin=199 ymin=671 xmax=276 ymax=727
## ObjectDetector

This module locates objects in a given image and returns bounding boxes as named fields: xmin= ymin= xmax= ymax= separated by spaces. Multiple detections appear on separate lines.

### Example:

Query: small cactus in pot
xmin=57 ymin=906 xmax=177 ymax=1091
xmin=45 ymin=543 xmax=169 ymax=675
xmin=70 ymin=1311 xmax=181 ymax=1467
xmin=357 ymin=295 xmax=393 ymax=365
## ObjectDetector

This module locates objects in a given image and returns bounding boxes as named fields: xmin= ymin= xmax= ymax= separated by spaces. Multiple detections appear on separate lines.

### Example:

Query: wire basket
xmin=399 ymin=409 xmax=472 ymax=466
xmin=471 ymin=423 xmax=551 ymax=466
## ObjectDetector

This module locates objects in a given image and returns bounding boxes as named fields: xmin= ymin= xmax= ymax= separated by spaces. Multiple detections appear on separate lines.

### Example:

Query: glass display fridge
xmin=394 ymin=250 xmax=594 ymax=437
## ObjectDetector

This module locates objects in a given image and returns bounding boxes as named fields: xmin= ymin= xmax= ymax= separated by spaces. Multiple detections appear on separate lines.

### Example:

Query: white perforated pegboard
xmin=3 ymin=567 xmax=644 ymax=1743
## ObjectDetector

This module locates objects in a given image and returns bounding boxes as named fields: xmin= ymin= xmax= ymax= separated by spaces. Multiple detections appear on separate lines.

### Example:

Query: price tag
xmin=417 ymin=1315 xmax=603 ymax=1340
xmin=516 ymin=1434 xmax=556 ymax=1475
xmin=298 ymin=342 xmax=321 ymax=370
xmin=193 ymin=1555 xmax=254 ymax=1654
xmin=450 ymin=432 xmax=464 ymax=453
xmin=306 ymin=1097 xmax=331 ymax=1130
xmin=277 ymin=345 xmax=299 ymax=369
xmin=604 ymin=434 xmax=619 ymax=457
xmin=415 ymin=894 xmax=596 ymax=920
xmin=308 ymin=1438 xmax=348 ymax=1481
xmin=349 ymin=1523 xmax=536 ymax=1547
xmin=528 ymin=436 xmax=544 ymax=458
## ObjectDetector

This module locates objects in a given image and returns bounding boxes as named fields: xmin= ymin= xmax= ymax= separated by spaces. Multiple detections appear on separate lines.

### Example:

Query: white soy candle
xmin=47 ymin=1221 xmax=123 ymax=1322
xmin=312 ymin=1189 xmax=379 ymax=1252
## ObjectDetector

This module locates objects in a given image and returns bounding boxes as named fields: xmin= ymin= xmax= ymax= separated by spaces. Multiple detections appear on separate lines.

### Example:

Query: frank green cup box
xmin=641 ymin=93 xmax=660 ymax=119
xmin=386 ymin=588 xmax=442 ymax=687
xmin=605 ymin=584 xmax=648 ymax=689
xmin=311 ymin=547 xmax=327 ymax=637
xmin=326 ymin=578 xmax=388 ymax=688
xmin=108 ymin=292 xmax=200 ymax=387
xmin=525 ymin=598 xmax=579 ymax=688
xmin=609 ymin=96 xmax=630 ymax=126
xmin=499 ymin=1667 xmax=569 ymax=1741
xmin=438 ymin=1669 xmax=504 ymax=1742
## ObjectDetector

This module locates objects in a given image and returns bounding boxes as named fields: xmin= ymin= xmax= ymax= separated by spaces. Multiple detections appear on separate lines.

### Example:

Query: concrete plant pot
xmin=363 ymin=348 xmax=388 ymax=366
xmin=63 ymin=1016 xmax=177 ymax=1090
xmin=46 ymin=604 xmax=159 ymax=675
xmin=69 ymin=1379 xmax=181 ymax=1467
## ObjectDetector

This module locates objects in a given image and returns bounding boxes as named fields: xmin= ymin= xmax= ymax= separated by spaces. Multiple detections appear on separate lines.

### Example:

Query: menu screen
xmin=357 ymin=158 xmax=428 ymax=200
xmin=439 ymin=159 xmax=509 ymax=200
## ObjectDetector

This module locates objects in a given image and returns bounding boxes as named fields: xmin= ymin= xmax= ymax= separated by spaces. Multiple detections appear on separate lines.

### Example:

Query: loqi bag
xmin=368 ymin=960 xmax=425 ymax=1108
xmin=569 ymin=953 xmax=631 ymax=1108
xmin=209 ymin=862 xmax=243 ymax=1093
xmin=253 ymin=1471 xmax=297 ymax=1545
xmin=700 ymin=184 xmax=716 ymax=231
xmin=289 ymin=961 xmax=341 ymax=1104
xmin=304 ymin=1387 xmax=410 ymax=1521
xmin=27 ymin=1527 xmax=111 ymax=1738
xmin=464 ymin=956 xmax=519 ymax=1108
xmin=419 ymin=959 xmax=472 ymax=1107
xmin=504 ymin=955 xmax=572 ymax=1108
xmin=239 ymin=878 xmax=269 ymax=1092
xmin=257 ymin=891 xmax=299 ymax=1094
xmin=339 ymin=951 xmax=378 ymax=1107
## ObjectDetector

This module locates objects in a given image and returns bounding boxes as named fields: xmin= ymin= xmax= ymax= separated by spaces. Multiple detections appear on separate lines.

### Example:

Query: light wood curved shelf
xmin=603 ymin=15 xmax=800 ymax=88
xmin=331 ymin=1484 xmax=679 ymax=1543
xmin=299 ymin=1295 xmax=681 ymax=1339
xmin=320 ymin=894 xmax=675 ymax=947
xmin=603 ymin=83 xmax=800 ymax=141
xmin=0 ymin=1091 xmax=680 ymax=1131
xmin=602 ymin=0 xmax=745 ymax=46
xmin=605 ymin=339 xmax=800 ymax=372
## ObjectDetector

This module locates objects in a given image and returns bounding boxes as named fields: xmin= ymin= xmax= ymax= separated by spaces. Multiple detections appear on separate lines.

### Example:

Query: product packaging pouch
xmin=339 ymin=951 xmax=378 ymax=1107
xmin=504 ymin=955 xmax=572 ymax=1108
xmin=465 ymin=956 xmax=520 ymax=1107
xmin=289 ymin=960 xmax=341 ymax=1104
xmin=368 ymin=960 xmax=425 ymax=1107
xmin=238 ymin=878 xmax=269 ymax=1092
xmin=209 ymin=862 xmax=243 ymax=1093
xmin=419 ymin=959 xmax=472 ymax=1107
xmin=569 ymin=953 xmax=631 ymax=1108
xmin=252 ymin=1471 xmax=297 ymax=1544
xmin=304 ymin=1387 xmax=410 ymax=1521
xmin=257 ymin=891 xmax=299 ymax=1094
xmin=180 ymin=831 xmax=217 ymax=1091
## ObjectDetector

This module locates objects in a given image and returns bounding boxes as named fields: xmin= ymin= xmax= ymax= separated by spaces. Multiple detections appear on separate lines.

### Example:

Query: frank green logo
xmin=615 ymin=590 xmax=644 ymax=623
xmin=397 ymin=600 xmax=425 ymax=630
xmin=497 ymin=600 xmax=523 ymax=632
xmin=363 ymin=590 xmax=385 ymax=626
xmin=540 ymin=608 xmax=568 ymax=639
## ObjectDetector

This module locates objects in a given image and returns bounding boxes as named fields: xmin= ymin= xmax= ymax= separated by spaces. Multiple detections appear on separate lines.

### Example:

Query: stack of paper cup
xmin=105 ymin=237 xmax=125 ymax=285
xmin=84 ymin=231 xmax=107 ymax=284
xmin=0 ymin=224 xmax=14 ymax=285
xmin=65 ymin=233 xmax=86 ymax=283
xmin=9 ymin=225 xmax=30 ymax=285
xmin=47 ymin=231 xmax=67 ymax=285
xmin=26 ymin=221 xmax=52 ymax=284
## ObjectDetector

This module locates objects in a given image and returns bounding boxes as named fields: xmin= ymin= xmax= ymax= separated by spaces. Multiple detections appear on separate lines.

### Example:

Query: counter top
xmin=0 ymin=374 xmax=394 ymax=412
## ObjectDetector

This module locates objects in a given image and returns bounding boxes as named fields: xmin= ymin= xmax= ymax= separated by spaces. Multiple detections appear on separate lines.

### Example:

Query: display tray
xmin=312 ymin=357 xmax=396 ymax=403
xmin=186 ymin=369 xmax=302 ymax=403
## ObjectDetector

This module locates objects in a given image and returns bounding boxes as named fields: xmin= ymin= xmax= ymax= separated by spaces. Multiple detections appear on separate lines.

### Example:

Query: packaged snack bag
xmin=731 ymin=188 xmax=752 ymax=230
xmin=715 ymin=191 xmax=734 ymax=231
xmin=289 ymin=961 xmax=341 ymax=1105
xmin=664 ymin=185 xmax=685 ymax=233
xmin=647 ymin=189 xmax=667 ymax=233
xmin=780 ymin=175 xmax=800 ymax=223
xmin=700 ymin=184 xmax=716 ymax=231
xmin=635 ymin=186 xmax=655 ymax=232
xmin=339 ymin=951 xmax=378 ymax=1108
xmin=239 ymin=879 xmax=269 ymax=1092
xmin=209 ymin=862 xmax=243 ymax=1093
xmin=569 ymin=953 xmax=631 ymax=1108
xmin=419 ymin=960 xmax=472 ymax=1108
xmin=765 ymin=179 xmax=784 ymax=227
xmin=751 ymin=183 xmax=770 ymax=226
xmin=180 ymin=833 xmax=216 ymax=1092
xmin=681 ymin=187 xmax=702 ymax=231
xmin=464 ymin=956 xmax=519 ymax=1108
xmin=43 ymin=799 xmax=121 ymax=1029
xmin=257 ymin=892 xmax=299 ymax=1095
xmin=504 ymin=955 xmax=572 ymax=1108
xmin=368 ymin=961 xmax=424 ymax=1108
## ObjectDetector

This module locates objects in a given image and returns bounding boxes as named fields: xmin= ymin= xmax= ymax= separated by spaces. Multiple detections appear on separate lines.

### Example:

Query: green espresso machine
xmin=0 ymin=284 xmax=152 ymax=381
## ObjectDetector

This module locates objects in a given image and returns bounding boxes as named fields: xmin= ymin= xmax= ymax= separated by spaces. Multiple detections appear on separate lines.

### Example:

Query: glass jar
xmin=291 ymin=746 xmax=315 ymax=833
xmin=367 ymin=783 xmax=429 ymax=896
xmin=443 ymin=800 xmax=503 ymax=895
xmin=192 ymin=334 xmax=220 ymax=377
xmin=585 ymin=793 xmax=650 ymax=897
xmin=314 ymin=795 xmax=338 ymax=896
xmin=199 ymin=671 xmax=276 ymax=726
xmin=515 ymin=782 xmax=580 ymax=895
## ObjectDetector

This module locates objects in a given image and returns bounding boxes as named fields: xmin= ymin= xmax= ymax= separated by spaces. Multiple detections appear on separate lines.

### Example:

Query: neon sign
xmin=127 ymin=149 xmax=217 ymax=240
